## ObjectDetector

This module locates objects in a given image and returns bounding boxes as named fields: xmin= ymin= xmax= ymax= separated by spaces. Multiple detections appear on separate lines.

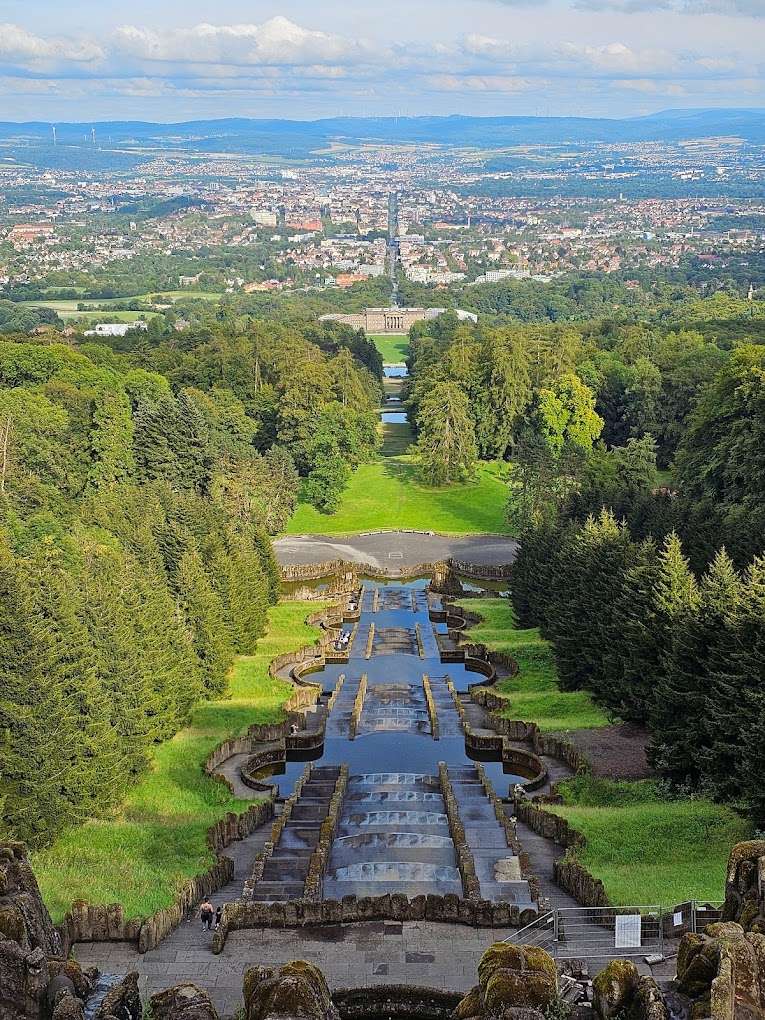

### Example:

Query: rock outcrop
xmin=455 ymin=942 xmax=558 ymax=1019
xmin=722 ymin=841 xmax=765 ymax=935
xmin=150 ymin=984 xmax=220 ymax=1020
xmin=677 ymin=921 xmax=765 ymax=1020
xmin=0 ymin=841 xmax=94 ymax=1020
xmin=243 ymin=961 xmax=338 ymax=1020
xmin=592 ymin=960 xmax=667 ymax=1020
xmin=95 ymin=971 xmax=142 ymax=1020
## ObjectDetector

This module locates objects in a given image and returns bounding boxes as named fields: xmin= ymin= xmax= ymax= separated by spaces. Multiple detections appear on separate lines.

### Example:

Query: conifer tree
xmin=640 ymin=533 xmax=701 ymax=766
xmin=707 ymin=556 xmax=765 ymax=807
xmin=650 ymin=548 xmax=742 ymax=787
xmin=415 ymin=381 xmax=478 ymax=486
xmin=176 ymin=546 xmax=234 ymax=697
xmin=0 ymin=538 xmax=81 ymax=844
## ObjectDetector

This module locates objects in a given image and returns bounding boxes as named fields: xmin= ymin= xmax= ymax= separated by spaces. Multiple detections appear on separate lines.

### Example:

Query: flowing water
xmin=257 ymin=579 xmax=536 ymax=906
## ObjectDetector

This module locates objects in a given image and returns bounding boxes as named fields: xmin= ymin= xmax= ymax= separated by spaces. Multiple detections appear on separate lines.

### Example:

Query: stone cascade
xmin=322 ymin=773 xmax=463 ymax=900
xmin=447 ymin=765 xmax=535 ymax=909
xmin=426 ymin=674 xmax=465 ymax=738
xmin=355 ymin=676 xmax=430 ymax=737
xmin=244 ymin=766 xmax=342 ymax=903
xmin=323 ymin=675 xmax=367 ymax=738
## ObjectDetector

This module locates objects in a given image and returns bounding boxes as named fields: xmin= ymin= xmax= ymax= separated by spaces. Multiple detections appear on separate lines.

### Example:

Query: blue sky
xmin=0 ymin=0 xmax=762 ymax=120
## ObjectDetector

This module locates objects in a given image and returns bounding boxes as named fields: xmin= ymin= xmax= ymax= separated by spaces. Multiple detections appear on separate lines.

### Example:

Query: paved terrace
xmin=274 ymin=532 xmax=519 ymax=569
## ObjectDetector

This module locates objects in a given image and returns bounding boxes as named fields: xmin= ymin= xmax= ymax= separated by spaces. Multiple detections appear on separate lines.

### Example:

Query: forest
xmin=404 ymin=298 xmax=765 ymax=824
xmin=0 ymin=318 xmax=380 ymax=848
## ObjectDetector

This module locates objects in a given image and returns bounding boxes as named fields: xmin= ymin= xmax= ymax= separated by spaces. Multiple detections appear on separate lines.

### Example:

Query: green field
xmin=31 ymin=602 xmax=323 ymax=923
xmin=466 ymin=599 xmax=609 ymax=731
xmin=549 ymin=776 xmax=751 ymax=906
xmin=286 ymin=456 xmax=510 ymax=535
xmin=19 ymin=291 xmax=223 ymax=315
xmin=368 ymin=333 xmax=410 ymax=363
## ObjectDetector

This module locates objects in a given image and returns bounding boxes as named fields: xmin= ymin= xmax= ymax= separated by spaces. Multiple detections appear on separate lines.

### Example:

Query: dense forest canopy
xmin=0 ymin=318 xmax=381 ymax=847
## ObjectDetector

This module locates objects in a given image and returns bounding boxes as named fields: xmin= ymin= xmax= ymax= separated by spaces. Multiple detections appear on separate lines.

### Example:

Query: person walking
xmin=199 ymin=899 xmax=214 ymax=932
xmin=215 ymin=905 xmax=223 ymax=930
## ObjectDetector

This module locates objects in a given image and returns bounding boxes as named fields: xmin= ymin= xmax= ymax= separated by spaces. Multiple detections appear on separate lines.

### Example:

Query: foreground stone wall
xmin=213 ymin=894 xmax=536 ymax=953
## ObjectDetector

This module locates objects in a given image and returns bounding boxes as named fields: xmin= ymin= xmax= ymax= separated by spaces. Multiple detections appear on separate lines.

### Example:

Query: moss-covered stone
xmin=454 ymin=985 xmax=481 ymax=1019
xmin=677 ymin=933 xmax=706 ymax=982
xmin=243 ymin=960 xmax=336 ymax=1020
xmin=483 ymin=970 xmax=556 ymax=1011
xmin=592 ymin=959 xmax=639 ymax=1020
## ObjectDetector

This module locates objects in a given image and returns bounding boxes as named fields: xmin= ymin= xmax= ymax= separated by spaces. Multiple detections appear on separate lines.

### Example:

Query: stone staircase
xmin=325 ymin=674 xmax=366 ymax=738
xmin=426 ymin=674 xmax=464 ymax=737
xmin=447 ymin=765 xmax=535 ymax=909
xmin=246 ymin=765 xmax=342 ymax=902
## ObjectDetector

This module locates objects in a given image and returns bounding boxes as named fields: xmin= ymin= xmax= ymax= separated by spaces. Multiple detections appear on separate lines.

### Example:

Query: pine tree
xmin=707 ymin=556 xmax=765 ymax=808
xmin=176 ymin=546 xmax=235 ymax=697
xmin=644 ymin=534 xmax=701 ymax=769
xmin=476 ymin=330 xmax=531 ymax=460
xmin=26 ymin=547 xmax=125 ymax=821
xmin=0 ymin=538 xmax=81 ymax=844
xmin=650 ymin=548 xmax=742 ymax=788
xmin=415 ymin=381 xmax=478 ymax=486
xmin=227 ymin=537 xmax=270 ymax=653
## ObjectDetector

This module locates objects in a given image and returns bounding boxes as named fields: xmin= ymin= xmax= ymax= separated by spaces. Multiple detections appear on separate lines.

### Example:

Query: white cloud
xmin=426 ymin=73 xmax=536 ymax=92
xmin=111 ymin=17 xmax=378 ymax=68
xmin=0 ymin=22 xmax=103 ymax=63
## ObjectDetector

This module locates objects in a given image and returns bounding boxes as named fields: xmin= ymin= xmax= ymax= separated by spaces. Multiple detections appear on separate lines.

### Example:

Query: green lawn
xmin=65 ymin=311 xmax=149 ymax=323
xmin=367 ymin=333 xmax=410 ymax=364
xmin=19 ymin=292 xmax=223 ymax=314
xmin=467 ymin=599 xmax=609 ymax=732
xmin=548 ymin=776 xmax=751 ymax=906
xmin=31 ymin=602 xmax=323 ymax=923
xmin=286 ymin=456 xmax=510 ymax=535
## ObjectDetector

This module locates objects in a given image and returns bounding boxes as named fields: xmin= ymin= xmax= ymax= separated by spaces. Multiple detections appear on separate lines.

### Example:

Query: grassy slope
xmin=32 ymin=602 xmax=322 ymax=923
xmin=467 ymin=599 xmax=609 ymax=731
xmin=368 ymin=333 xmax=410 ymax=363
xmin=548 ymin=777 xmax=751 ymax=906
xmin=286 ymin=457 xmax=510 ymax=535
xmin=467 ymin=601 xmax=750 ymax=904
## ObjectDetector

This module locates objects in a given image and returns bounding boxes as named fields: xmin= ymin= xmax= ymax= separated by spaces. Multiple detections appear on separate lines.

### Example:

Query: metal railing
xmin=507 ymin=899 xmax=726 ymax=961
xmin=507 ymin=906 xmax=663 ymax=960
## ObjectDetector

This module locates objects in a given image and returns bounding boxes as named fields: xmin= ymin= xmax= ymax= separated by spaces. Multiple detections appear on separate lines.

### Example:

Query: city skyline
xmin=0 ymin=0 xmax=763 ymax=120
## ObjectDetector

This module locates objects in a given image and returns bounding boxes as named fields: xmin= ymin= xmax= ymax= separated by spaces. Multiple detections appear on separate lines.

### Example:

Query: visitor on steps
xmin=199 ymin=899 xmax=214 ymax=932
xmin=215 ymin=905 xmax=223 ymax=930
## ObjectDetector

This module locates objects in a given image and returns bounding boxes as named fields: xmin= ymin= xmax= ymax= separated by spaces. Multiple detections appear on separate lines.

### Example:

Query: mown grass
xmin=547 ymin=776 xmax=752 ymax=906
xmin=32 ymin=602 xmax=323 ymax=923
xmin=286 ymin=456 xmax=510 ymax=535
xmin=367 ymin=333 xmax=410 ymax=363
xmin=467 ymin=599 xmax=609 ymax=731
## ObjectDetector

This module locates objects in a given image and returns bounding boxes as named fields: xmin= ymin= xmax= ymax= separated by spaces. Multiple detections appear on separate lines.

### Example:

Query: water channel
xmin=251 ymin=578 xmax=535 ymax=908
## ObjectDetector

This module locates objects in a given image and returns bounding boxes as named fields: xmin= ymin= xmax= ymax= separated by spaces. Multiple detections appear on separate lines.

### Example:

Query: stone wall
xmin=278 ymin=556 xmax=514 ymax=585
xmin=348 ymin=675 xmax=368 ymax=740
xmin=304 ymin=767 xmax=349 ymax=902
xmin=213 ymin=894 xmax=534 ymax=953
xmin=423 ymin=676 xmax=439 ymax=740
xmin=438 ymin=763 xmax=481 ymax=900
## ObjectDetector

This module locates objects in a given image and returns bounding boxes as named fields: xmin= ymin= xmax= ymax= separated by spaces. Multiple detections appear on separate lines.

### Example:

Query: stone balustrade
xmin=438 ymin=763 xmax=481 ymax=900
xmin=303 ymin=766 xmax=350 ymax=902
xmin=212 ymin=893 xmax=534 ymax=953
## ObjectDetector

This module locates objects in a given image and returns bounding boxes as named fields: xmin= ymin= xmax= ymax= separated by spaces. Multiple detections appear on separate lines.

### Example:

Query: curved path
xmin=275 ymin=532 xmax=518 ymax=569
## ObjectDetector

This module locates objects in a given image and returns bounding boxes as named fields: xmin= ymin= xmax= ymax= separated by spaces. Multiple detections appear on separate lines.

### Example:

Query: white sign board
xmin=673 ymin=911 xmax=683 ymax=927
xmin=615 ymin=914 xmax=642 ymax=949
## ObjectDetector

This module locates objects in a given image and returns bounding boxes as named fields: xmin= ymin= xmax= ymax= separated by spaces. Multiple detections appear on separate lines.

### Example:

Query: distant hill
xmin=0 ymin=109 xmax=763 ymax=159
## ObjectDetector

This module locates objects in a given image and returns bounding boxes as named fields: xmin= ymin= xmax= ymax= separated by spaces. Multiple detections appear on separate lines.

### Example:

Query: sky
xmin=0 ymin=0 xmax=763 ymax=121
